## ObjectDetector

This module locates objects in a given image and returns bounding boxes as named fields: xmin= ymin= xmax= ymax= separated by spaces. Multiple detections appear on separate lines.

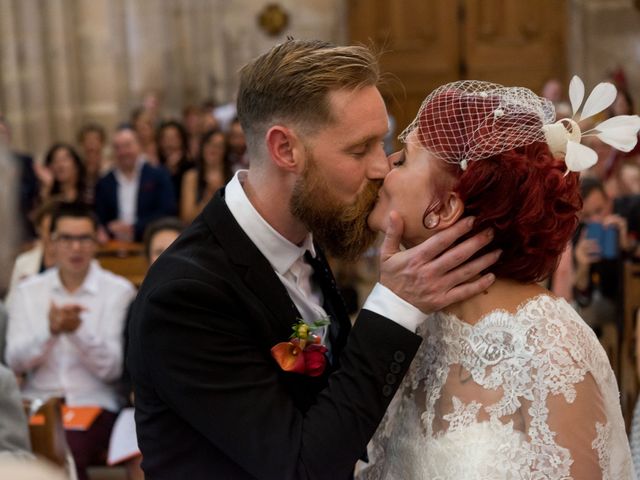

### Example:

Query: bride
xmin=360 ymin=79 xmax=638 ymax=479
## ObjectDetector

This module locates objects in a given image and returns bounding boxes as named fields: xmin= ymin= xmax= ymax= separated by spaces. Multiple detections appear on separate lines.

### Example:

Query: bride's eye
xmin=392 ymin=153 xmax=405 ymax=168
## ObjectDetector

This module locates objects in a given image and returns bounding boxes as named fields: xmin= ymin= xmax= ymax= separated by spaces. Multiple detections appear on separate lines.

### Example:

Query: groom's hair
xmin=237 ymin=39 xmax=380 ymax=159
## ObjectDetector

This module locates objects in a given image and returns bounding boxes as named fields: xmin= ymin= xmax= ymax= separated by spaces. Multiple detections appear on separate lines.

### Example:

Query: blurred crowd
xmin=1 ymin=94 xmax=248 ymax=252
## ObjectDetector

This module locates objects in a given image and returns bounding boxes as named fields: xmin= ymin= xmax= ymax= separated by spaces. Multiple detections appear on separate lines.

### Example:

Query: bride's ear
xmin=435 ymin=191 xmax=464 ymax=229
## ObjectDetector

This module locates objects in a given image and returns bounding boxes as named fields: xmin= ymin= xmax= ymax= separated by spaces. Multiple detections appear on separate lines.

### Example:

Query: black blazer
xmin=94 ymin=163 xmax=176 ymax=241
xmin=127 ymin=189 xmax=422 ymax=480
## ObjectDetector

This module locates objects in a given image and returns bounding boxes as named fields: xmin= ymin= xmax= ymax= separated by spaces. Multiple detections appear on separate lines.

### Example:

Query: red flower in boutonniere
xmin=271 ymin=319 xmax=330 ymax=377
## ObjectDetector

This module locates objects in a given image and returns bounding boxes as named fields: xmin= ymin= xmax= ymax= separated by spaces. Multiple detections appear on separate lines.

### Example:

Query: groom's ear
xmin=265 ymin=125 xmax=304 ymax=173
xmin=436 ymin=191 xmax=465 ymax=229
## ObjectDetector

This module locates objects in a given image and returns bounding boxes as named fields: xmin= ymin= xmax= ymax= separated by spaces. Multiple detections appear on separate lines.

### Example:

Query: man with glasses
xmin=5 ymin=202 xmax=136 ymax=480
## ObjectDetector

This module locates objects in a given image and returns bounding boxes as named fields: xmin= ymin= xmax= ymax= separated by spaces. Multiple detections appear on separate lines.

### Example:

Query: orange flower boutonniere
xmin=271 ymin=319 xmax=330 ymax=377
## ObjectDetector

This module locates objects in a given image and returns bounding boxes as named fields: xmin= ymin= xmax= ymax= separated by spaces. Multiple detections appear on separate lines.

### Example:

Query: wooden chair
xmin=24 ymin=397 xmax=70 ymax=468
xmin=619 ymin=262 xmax=640 ymax=431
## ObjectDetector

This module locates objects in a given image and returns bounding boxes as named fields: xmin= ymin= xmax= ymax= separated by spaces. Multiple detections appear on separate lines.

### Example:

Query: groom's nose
xmin=366 ymin=143 xmax=390 ymax=180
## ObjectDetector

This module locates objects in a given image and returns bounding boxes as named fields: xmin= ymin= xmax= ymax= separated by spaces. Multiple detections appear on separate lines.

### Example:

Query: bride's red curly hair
xmin=419 ymin=91 xmax=582 ymax=283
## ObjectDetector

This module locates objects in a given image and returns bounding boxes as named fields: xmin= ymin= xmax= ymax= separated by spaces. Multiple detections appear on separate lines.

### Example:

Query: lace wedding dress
xmin=358 ymin=295 xmax=633 ymax=479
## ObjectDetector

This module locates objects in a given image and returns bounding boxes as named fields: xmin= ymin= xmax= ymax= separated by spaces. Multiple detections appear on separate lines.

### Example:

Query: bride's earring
xmin=424 ymin=212 xmax=440 ymax=229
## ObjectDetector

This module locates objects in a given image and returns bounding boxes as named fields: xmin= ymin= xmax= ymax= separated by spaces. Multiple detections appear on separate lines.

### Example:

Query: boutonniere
xmin=271 ymin=319 xmax=330 ymax=377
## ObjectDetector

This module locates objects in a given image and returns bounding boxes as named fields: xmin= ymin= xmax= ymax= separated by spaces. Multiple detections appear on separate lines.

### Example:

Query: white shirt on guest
xmin=114 ymin=157 xmax=145 ymax=225
xmin=4 ymin=243 xmax=44 ymax=305
xmin=5 ymin=261 xmax=136 ymax=412
xmin=225 ymin=171 xmax=426 ymax=335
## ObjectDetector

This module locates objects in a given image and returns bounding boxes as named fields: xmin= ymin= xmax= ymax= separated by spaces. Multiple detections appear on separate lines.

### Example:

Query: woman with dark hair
xmin=36 ymin=143 xmax=87 ymax=204
xmin=131 ymin=107 xmax=159 ymax=165
xmin=180 ymin=128 xmax=230 ymax=223
xmin=156 ymin=120 xmax=193 ymax=207
xmin=359 ymin=79 xmax=636 ymax=478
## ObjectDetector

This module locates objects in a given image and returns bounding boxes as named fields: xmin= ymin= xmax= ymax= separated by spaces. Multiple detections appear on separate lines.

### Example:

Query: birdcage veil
xmin=398 ymin=77 xmax=640 ymax=173
xmin=398 ymin=80 xmax=556 ymax=171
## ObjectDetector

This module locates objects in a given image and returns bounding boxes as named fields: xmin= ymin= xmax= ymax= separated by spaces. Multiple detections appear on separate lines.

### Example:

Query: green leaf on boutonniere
xmin=289 ymin=317 xmax=330 ymax=341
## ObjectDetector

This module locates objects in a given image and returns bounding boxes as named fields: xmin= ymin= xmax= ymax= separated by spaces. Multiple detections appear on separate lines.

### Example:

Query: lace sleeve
xmin=523 ymin=365 xmax=607 ymax=478
xmin=519 ymin=300 xmax=633 ymax=479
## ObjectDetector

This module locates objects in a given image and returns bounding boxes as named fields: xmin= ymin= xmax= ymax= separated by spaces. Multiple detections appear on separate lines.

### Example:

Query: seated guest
xmin=77 ymin=123 xmax=109 ymax=205
xmin=131 ymin=107 xmax=158 ymax=166
xmin=36 ymin=143 xmax=87 ymax=204
xmin=116 ymin=217 xmax=184 ymax=480
xmin=225 ymin=117 xmax=249 ymax=173
xmin=180 ymin=129 xmax=230 ymax=223
xmin=183 ymin=105 xmax=205 ymax=160
xmin=94 ymin=127 xmax=176 ymax=242
xmin=5 ymin=200 xmax=60 ymax=303
xmin=0 ymin=115 xmax=38 ymax=241
xmin=143 ymin=217 xmax=184 ymax=265
xmin=5 ymin=202 xmax=136 ymax=480
xmin=157 ymin=120 xmax=193 ymax=208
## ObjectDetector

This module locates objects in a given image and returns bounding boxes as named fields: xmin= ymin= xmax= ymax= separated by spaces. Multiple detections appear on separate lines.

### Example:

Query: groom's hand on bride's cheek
xmin=379 ymin=212 xmax=501 ymax=314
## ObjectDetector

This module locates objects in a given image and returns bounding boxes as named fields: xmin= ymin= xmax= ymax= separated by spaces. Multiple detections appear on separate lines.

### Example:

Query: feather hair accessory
xmin=542 ymin=75 xmax=640 ymax=173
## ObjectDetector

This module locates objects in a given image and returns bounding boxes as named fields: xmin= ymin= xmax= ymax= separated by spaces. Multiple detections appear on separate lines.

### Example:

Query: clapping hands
xmin=49 ymin=301 xmax=86 ymax=335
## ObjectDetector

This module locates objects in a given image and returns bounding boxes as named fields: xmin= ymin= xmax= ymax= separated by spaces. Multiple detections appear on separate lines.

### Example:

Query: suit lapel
xmin=203 ymin=190 xmax=301 ymax=340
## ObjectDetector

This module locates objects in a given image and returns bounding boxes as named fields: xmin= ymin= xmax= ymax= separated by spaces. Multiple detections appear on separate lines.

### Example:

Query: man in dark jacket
xmin=94 ymin=127 xmax=176 ymax=241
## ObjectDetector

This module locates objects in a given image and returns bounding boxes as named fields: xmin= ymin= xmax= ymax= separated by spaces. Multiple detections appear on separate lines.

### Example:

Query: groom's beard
xmin=290 ymin=154 xmax=381 ymax=261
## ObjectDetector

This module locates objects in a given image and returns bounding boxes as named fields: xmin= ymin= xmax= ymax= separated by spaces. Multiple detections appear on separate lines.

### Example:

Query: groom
xmin=127 ymin=39 xmax=498 ymax=479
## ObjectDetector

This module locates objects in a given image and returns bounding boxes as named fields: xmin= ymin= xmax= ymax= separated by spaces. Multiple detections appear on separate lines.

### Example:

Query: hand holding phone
xmin=585 ymin=222 xmax=618 ymax=260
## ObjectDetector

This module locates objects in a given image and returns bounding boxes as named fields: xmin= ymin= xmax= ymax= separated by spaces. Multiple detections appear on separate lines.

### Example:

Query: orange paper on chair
xmin=29 ymin=405 xmax=102 ymax=430
xmin=62 ymin=406 xmax=102 ymax=430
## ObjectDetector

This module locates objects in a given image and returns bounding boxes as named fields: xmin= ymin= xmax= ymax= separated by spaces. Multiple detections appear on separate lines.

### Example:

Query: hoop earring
xmin=424 ymin=212 xmax=440 ymax=229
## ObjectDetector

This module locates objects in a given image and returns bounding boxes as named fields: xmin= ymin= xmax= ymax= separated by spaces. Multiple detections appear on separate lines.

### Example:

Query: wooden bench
xmin=96 ymin=241 xmax=147 ymax=287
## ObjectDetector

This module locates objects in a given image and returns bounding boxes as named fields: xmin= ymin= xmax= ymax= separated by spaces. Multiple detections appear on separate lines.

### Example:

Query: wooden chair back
xmin=97 ymin=241 xmax=147 ymax=287
xmin=24 ymin=397 xmax=69 ymax=468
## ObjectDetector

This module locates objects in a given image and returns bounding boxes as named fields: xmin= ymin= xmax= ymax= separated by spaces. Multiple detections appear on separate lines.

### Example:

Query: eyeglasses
xmin=53 ymin=234 xmax=96 ymax=248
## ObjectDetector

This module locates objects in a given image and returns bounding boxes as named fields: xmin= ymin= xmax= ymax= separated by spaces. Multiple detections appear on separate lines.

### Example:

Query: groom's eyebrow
xmin=345 ymin=134 xmax=384 ymax=149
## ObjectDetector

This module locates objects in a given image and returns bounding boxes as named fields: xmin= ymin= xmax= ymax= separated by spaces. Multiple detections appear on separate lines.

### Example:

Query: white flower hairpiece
xmin=542 ymin=75 xmax=640 ymax=173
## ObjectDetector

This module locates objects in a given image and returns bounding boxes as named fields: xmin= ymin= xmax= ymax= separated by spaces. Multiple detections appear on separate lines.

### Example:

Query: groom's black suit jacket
xmin=127 ymin=189 xmax=422 ymax=480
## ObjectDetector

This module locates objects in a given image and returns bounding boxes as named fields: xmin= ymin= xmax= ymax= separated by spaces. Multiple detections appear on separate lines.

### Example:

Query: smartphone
xmin=585 ymin=222 xmax=618 ymax=260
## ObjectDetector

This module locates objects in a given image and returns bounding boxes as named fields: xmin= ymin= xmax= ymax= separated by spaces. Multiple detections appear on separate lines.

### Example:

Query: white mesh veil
xmin=399 ymin=80 xmax=556 ymax=170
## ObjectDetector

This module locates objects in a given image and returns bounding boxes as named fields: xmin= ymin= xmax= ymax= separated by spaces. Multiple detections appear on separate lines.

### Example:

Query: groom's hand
xmin=379 ymin=211 xmax=500 ymax=314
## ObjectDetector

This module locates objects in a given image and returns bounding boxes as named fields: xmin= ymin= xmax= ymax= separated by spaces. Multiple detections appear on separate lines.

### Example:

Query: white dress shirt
xmin=225 ymin=171 xmax=426 ymax=335
xmin=226 ymin=172 xmax=329 ymax=342
xmin=5 ymin=261 xmax=136 ymax=411
xmin=114 ymin=157 xmax=145 ymax=225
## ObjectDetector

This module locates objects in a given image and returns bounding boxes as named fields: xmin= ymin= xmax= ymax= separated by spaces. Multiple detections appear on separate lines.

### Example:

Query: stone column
xmin=75 ymin=0 xmax=128 ymax=133
xmin=14 ymin=0 xmax=51 ymax=155
xmin=43 ymin=0 xmax=80 ymax=144
xmin=0 ymin=0 xmax=27 ymax=149
xmin=568 ymin=0 xmax=640 ymax=95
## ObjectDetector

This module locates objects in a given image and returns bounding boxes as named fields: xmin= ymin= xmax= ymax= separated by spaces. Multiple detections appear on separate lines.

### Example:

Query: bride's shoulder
xmin=515 ymin=294 xmax=603 ymax=357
